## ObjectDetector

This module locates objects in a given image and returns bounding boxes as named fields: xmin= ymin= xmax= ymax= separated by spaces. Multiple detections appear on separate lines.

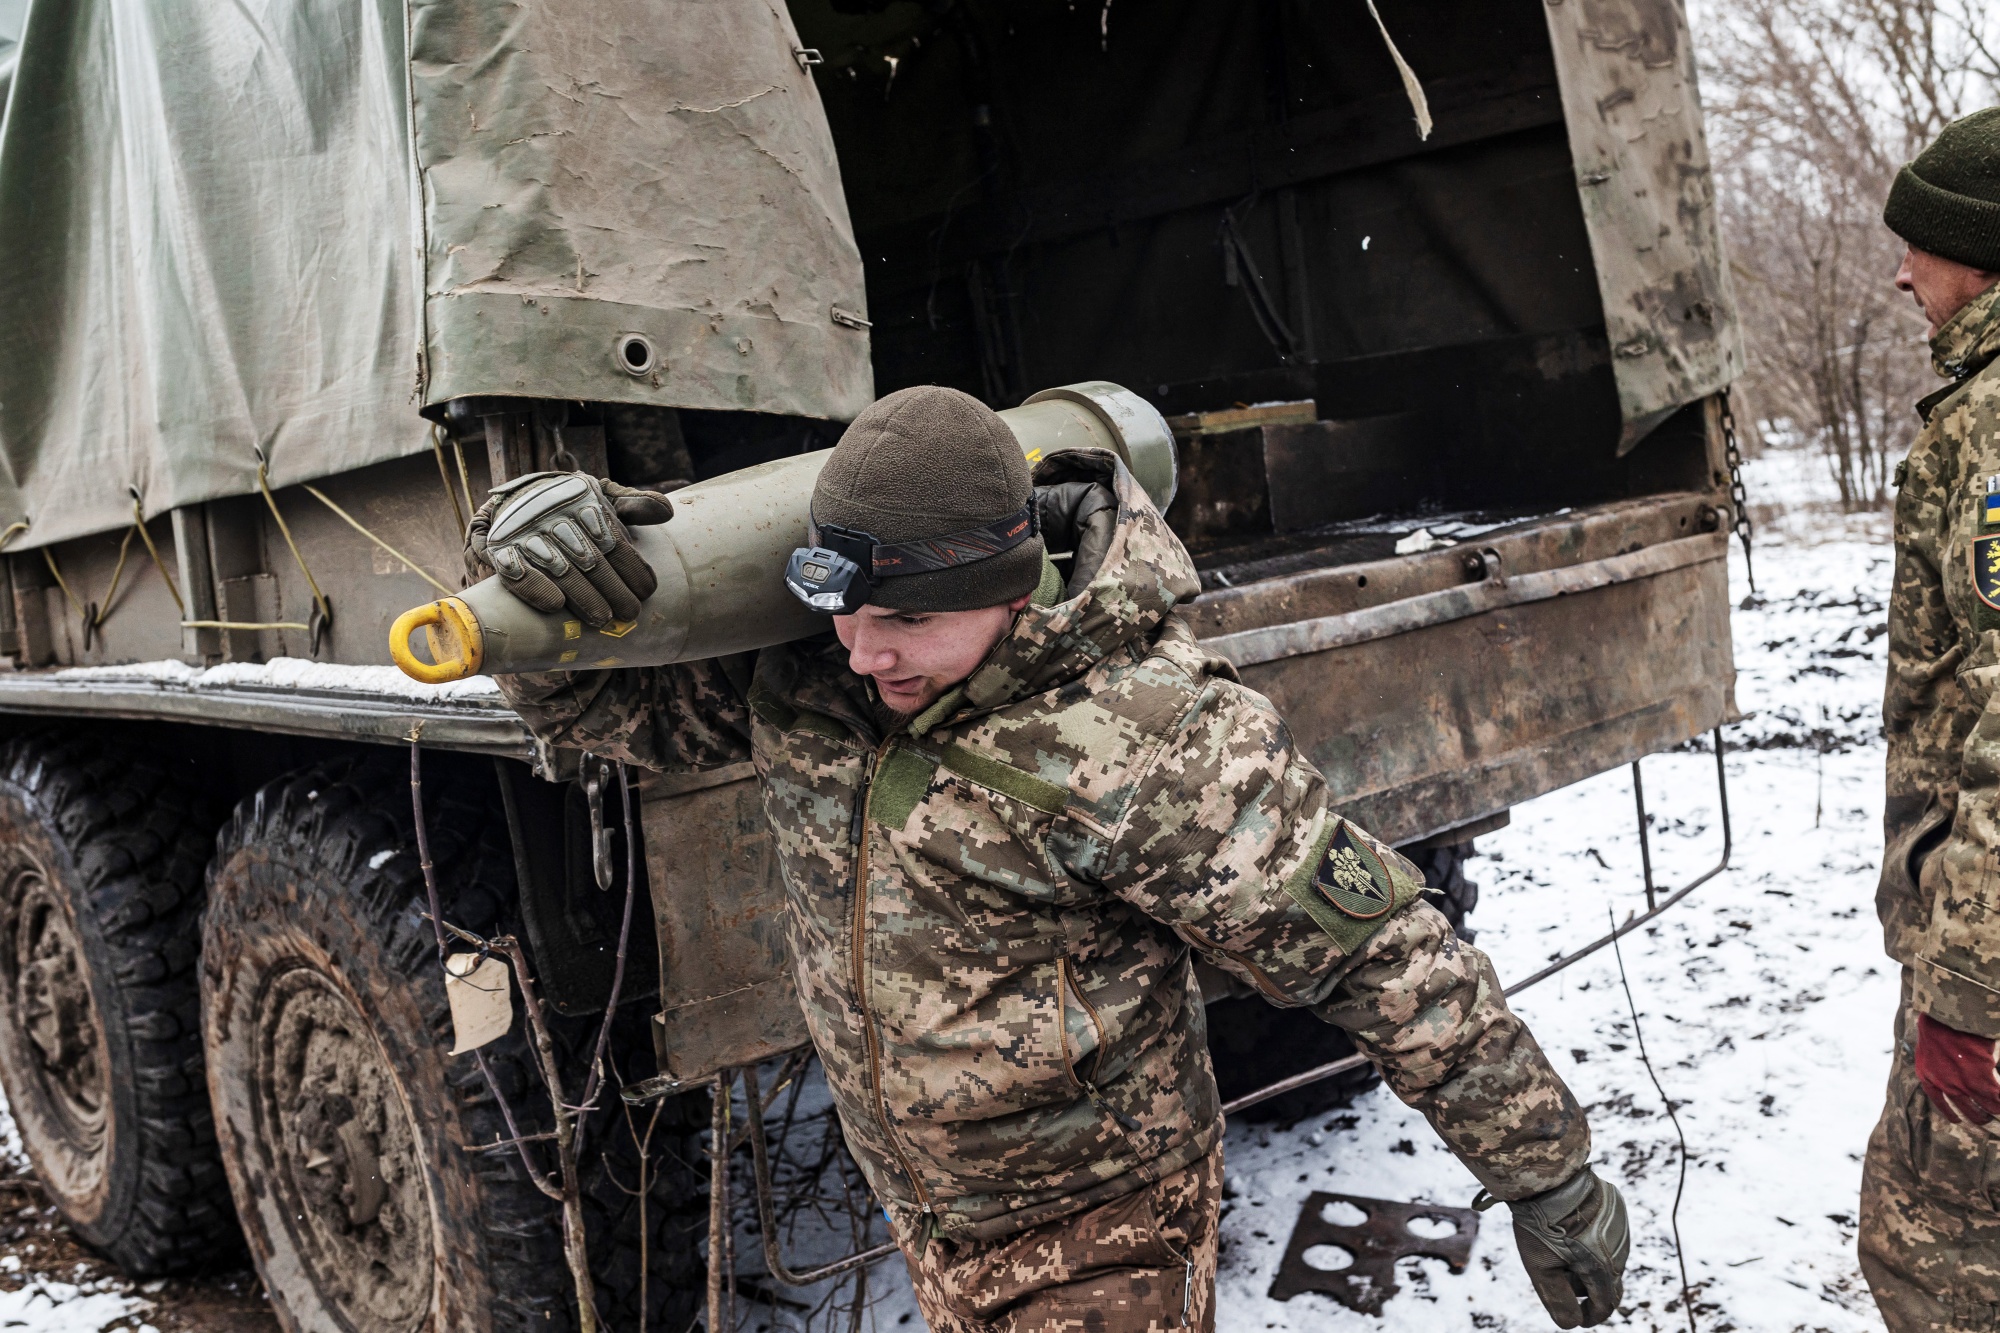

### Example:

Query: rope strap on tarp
xmin=252 ymin=446 xmax=334 ymax=651
xmin=431 ymin=424 xmax=468 ymax=541
xmin=129 ymin=491 xmax=186 ymax=616
xmin=300 ymin=483 xmax=455 ymax=598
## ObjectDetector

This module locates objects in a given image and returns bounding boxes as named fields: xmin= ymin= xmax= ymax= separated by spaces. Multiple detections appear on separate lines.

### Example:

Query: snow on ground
xmin=843 ymin=453 xmax=1902 ymax=1333
xmin=0 ymin=1107 xmax=173 ymax=1333
xmin=1205 ymin=457 xmax=1899 ymax=1333
xmin=0 ymin=446 xmax=1906 ymax=1333
xmin=1205 ymin=534 xmax=1894 ymax=1333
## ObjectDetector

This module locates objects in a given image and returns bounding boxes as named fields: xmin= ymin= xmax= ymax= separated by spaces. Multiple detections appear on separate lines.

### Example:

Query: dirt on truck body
xmin=0 ymin=0 xmax=1737 ymax=1328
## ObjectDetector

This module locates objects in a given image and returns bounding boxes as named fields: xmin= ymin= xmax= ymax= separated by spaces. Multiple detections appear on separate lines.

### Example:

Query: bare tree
xmin=1697 ymin=0 xmax=1998 ymax=508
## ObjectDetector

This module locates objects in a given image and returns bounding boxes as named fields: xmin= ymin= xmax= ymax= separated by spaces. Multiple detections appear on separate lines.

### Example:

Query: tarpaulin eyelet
xmin=615 ymin=333 xmax=657 ymax=377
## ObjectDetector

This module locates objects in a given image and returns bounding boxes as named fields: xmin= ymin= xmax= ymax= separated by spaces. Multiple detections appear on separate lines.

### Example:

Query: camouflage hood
xmin=918 ymin=448 xmax=1202 ymax=728
xmin=1925 ymin=283 xmax=2000 ymax=417
xmin=1932 ymin=283 xmax=2000 ymax=381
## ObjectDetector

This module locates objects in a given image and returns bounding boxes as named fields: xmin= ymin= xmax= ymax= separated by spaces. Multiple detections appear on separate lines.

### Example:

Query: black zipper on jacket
xmin=849 ymin=760 xmax=872 ymax=845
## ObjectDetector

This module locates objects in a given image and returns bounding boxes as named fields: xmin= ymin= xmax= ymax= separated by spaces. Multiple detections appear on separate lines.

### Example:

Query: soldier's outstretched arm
xmin=1101 ymin=674 xmax=1625 ymax=1326
xmin=467 ymin=473 xmax=756 ymax=773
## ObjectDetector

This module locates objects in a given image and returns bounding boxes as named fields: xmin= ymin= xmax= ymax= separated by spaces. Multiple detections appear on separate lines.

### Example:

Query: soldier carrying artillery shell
xmin=469 ymin=385 xmax=1633 ymax=1331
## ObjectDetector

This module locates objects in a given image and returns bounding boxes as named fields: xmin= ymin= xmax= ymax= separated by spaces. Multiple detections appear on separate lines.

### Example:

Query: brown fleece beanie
xmin=813 ymin=386 xmax=1044 ymax=611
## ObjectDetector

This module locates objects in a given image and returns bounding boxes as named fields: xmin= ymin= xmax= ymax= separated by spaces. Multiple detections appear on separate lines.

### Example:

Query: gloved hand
xmin=1501 ymin=1166 xmax=1629 ymax=1328
xmin=1915 ymin=1011 xmax=2000 ymax=1124
xmin=466 ymin=473 xmax=674 ymax=627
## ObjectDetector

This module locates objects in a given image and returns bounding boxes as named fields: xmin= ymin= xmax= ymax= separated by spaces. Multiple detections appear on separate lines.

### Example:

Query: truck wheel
xmin=1406 ymin=841 xmax=1479 ymax=940
xmin=1206 ymin=997 xmax=1380 ymax=1124
xmin=0 ymin=732 xmax=236 ymax=1273
xmin=202 ymin=754 xmax=702 ymax=1333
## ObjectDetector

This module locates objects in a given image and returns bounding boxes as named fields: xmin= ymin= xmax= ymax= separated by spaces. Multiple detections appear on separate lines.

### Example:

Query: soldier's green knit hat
xmin=812 ymin=385 xmax=1044 ymax=612
xmin=1884 ymin=108 xmax=2000 ymax=271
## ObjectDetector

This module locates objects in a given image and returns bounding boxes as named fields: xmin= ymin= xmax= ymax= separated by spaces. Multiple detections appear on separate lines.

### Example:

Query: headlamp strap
xmin=810 ymin=499 xmax=1039 ymax=581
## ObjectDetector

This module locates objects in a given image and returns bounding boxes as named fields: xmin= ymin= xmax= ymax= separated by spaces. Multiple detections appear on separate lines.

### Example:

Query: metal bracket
xmin=740 ymin=1062 xmax=901 ymax=1286
xmin=1269 ymin=1192 xmax=1479 ymax=1313
xmin=583 ymin=757 xmax=617 ymax=891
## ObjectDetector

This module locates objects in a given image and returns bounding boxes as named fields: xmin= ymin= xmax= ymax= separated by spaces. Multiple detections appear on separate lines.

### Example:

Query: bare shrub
xmin=1696 ymin=0 xmax=1998 ymax=507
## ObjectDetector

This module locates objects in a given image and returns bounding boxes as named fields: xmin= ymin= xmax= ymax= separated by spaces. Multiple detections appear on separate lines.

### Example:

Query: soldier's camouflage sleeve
xmin=493 ymin=658 xmax=754 ymax=773
xmin=1905 ymin=341 xmax=2000 ymax=1038
xmin=1879 ymin=420 xmax=1968 ymax=981
xmin=1102 ymin=676 xmax=1589 ymax=1199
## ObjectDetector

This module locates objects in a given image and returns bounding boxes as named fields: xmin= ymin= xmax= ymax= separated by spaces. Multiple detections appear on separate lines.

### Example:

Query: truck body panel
xmin=0 ymin=0 xmax=1743 ymax=1111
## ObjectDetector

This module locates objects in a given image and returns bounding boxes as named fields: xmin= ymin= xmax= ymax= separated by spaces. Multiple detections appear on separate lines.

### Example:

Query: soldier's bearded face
xmin=834 ymin=593 xmax=1035 ymax=717
xmin=1896 ymin=243 xmax=1999 ymax=336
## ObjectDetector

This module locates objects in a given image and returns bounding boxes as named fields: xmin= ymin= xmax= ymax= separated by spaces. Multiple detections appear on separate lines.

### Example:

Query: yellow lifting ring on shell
xmin=389 ymin=597 xmax=484 ymax=684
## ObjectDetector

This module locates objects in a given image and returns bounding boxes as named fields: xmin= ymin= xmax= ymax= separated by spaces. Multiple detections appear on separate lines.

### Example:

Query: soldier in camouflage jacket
xmin=476 ymin=385 xmax=1629 ymax=1330
xmin=1865 ymin=108 xmax=2000 ymax=1333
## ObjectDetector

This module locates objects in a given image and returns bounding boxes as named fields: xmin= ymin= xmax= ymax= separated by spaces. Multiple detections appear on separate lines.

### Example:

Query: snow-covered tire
xmin=202 ymin=752 xmax=703 ymax=1333
xmin=0 ymin=732 xmax=237 ymax=1274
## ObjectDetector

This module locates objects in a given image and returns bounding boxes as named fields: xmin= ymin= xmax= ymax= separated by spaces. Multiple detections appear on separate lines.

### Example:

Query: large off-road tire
xmin=0 ymin=732 xmax=237 ymax=1273
xmin=1408 ymin=840 xmax=1480 ymax=940
xmin=202 ymin=753 xmax=703 ymax=1333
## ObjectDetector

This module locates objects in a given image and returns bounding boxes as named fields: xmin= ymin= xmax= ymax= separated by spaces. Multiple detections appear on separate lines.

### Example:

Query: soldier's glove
xmin=466 ymin=473 xmax=675 ymax=628
xmin=1915 ymin=1012 xmax=2000 ymax=1124
xmin=1496 ymin=1166 xmax=1629 ymax=1329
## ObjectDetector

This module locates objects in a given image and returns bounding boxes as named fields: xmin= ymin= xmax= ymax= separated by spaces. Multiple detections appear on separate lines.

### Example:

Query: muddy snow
xmin=0 ymin=446 xmax=1902 ymax=1332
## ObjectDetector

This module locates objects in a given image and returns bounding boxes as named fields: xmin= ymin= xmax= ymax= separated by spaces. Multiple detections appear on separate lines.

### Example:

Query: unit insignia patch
xmin=1974 ymin=535 xmax=2000 ymax=611
xmin=1313 ymin=823 xmax=1396 ymax=920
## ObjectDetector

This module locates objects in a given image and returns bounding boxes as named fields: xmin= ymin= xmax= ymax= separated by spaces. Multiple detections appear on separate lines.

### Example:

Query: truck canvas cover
xmin=0 ymin=0 xmax=1733 ymax=552
xmin=0 ymin=0 xmax=873 ymax=549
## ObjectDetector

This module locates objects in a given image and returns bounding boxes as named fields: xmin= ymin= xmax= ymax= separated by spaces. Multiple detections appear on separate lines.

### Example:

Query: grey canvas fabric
xmin=0 ymin=0 xmax=872 ymax=549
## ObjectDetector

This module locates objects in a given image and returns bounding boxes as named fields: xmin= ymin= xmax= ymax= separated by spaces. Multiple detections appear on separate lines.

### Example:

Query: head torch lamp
xmin=784 ymin=500 xmax=1040 ymax=614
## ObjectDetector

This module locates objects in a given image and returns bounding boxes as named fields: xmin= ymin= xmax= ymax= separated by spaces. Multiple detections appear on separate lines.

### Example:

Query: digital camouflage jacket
xmin=1884 ymin=283 xmax=2000 ymax=1037
xmin=499 ymin=451 xmax=1590 ymax=1240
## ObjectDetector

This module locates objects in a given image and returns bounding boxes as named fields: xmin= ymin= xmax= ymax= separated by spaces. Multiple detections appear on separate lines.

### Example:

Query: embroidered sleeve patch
xmin=1313 ymin=823 xmax=1397 ymax=920
xmin=1974 ymin=535 xmax=2000 ymax=610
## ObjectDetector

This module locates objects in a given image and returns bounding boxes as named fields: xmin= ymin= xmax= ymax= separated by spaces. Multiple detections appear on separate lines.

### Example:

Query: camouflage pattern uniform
xmin=1866 ymin=282 xmax=2000 ymax=1332
xmin=500 ymin=451 xmax=1590 ymax=1326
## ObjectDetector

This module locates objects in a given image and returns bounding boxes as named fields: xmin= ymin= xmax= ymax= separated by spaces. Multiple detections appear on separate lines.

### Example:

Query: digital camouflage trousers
xmin=897 ymin=1143 xmax=1225 ymax=1333
xmin=1862 ymin=985 xmax=2000 ymax=1332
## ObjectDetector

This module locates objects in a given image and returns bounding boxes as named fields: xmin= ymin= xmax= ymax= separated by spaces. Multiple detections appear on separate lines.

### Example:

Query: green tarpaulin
xmin=0 ymin=0 xmax=872 ymax=549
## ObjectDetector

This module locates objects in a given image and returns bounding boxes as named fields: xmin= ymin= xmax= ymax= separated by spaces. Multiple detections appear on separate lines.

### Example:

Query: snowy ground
xmin=751 ymin=451 xmax=1902 ymax=1333
xmin=1201 ymin=531 xmax=1896 ymax=1333
xmin=825 ymin=446 xmax=1902 ymax=1333
xmin=0 ymin=445 xmax=1903 ymax=1332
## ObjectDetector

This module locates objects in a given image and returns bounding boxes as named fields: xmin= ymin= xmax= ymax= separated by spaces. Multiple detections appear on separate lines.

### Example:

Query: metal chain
xmin=1720 ymin=390 xmax=1755 ymax=594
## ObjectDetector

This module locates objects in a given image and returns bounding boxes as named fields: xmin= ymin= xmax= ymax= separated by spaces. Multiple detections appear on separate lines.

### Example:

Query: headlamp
xmin=784 ymin=500 xmax=1039 ymax=614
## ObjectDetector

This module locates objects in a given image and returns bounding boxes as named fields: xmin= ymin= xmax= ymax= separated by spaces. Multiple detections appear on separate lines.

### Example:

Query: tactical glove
xmin=1501 ymin=1166 xmax=1629 ymax=1329
xmin=1915 ymin=1011 xmax=2000 ymax=1124
xmin=466 ymin=473 xmax=675 ymax=627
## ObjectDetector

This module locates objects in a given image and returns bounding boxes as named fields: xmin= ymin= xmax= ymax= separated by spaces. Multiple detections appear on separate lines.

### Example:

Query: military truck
xmin=0 ymin=0 xmax=1738 ymax=1328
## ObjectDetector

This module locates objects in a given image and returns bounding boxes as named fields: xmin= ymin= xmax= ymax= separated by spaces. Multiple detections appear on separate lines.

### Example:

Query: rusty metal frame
xmin=1221 ymin=726 xmax=1732 ymax=1116
xmin=738 ymin=1062 xmax=902 ymax=1288
xmin=1267 ymin=1192 xmax=1481 ymax=1312
xmin=1205 ymin=531 xmax=1724 ymax=669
